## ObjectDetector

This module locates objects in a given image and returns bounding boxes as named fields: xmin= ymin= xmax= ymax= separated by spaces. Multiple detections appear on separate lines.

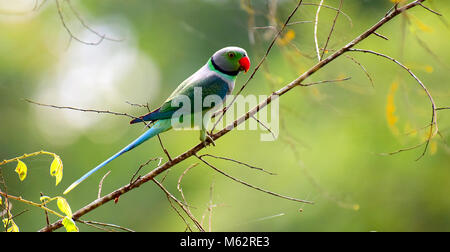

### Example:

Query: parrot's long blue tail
xmin=63 ymin=119 xmax=172 ymax=194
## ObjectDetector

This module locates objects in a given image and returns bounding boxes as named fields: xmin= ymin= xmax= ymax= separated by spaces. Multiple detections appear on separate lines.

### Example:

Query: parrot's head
xmin=211 ymin=47 xmax=250 ymax=75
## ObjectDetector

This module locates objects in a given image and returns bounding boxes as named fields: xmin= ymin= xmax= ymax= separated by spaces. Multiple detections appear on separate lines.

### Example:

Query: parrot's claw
xmin=201 ymin=134 xmax=216 ymax=147
xmin=207 ymin=135 xmax=216 ymax=147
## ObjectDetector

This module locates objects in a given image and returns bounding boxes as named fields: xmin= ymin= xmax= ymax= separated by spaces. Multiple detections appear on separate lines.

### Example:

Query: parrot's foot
xmin=207 ymin=134 xmax=216 ymax=146
xmin=201 ymin=134 xmax=216 ymax=147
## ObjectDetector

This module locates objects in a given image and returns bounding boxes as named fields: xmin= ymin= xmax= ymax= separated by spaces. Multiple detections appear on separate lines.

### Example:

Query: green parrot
xmin=63 ymin=46 xmax=250 ymax=194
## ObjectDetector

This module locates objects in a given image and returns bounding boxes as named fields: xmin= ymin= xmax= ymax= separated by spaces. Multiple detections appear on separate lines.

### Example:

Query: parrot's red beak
xmin=239 ymin=56 xmax=250 ymax=73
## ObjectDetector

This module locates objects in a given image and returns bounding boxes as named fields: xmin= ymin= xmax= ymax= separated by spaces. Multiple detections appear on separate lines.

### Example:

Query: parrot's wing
xmin=130 ymin=72 xmax=231 ymax=124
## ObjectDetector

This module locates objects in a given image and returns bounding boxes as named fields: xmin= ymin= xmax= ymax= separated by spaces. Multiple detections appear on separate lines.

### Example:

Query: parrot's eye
xmin=228 ymin=52 xmax=235 ymax=58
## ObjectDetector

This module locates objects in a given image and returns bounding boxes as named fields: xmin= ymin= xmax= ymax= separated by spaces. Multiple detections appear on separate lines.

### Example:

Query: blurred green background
xmin=0 ymin=0 xmax=449 ymax=232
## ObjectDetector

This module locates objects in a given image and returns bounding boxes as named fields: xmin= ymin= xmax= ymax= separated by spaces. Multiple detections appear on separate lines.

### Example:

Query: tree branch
xmin=348 ymin=48 xmax=437 ymax=160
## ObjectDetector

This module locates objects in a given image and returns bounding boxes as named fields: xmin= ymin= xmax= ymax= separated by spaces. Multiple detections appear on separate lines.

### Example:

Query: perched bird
xmin=63 ymin=46 xmax=250 ymax=194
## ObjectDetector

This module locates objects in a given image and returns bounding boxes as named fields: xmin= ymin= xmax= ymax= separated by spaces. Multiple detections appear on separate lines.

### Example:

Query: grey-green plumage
xmin=64 ymin=46 xmax=250 ymax=194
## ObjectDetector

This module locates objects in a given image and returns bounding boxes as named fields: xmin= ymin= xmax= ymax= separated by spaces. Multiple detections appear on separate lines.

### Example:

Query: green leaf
xmin=50 ymin=155 xmax=63 ymax=186
xmin=57 ymin=197 xmax=72 ymax=218
xmin=62 ymin=217 xmax=79 ymax=232
xmin=15 ymin=160 xmax=27 ymax=181
xmin=2 ymin=218 xmax=19 ymax=232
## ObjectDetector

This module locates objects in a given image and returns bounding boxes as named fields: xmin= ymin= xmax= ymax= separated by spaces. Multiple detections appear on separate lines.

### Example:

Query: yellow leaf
xmin=62 ymin=217 xmax=79 ymax=232
xmin=410 ymin=14 xmax=433 ymax=33
xmin=430 ymin=141 xmax=438 ymax=155
xmin=424 ymin=65 xmax=434 ymax=73
xmin=277 ymin=29 xmax=296 ymax=46
xmin=386 ymin=81 xmax=400 ymax=135
xmin=15 ymin=160 xmax=27 ymax=181
xmin=50 ymin=155 xmax=63 ymax=186
xmin=2 ymin=218 xmax=19 ymax=232
xmin=0 ymin=195 xmax=2 ymax=205
xmin=57 ymin=197 xmax=73 ymax=218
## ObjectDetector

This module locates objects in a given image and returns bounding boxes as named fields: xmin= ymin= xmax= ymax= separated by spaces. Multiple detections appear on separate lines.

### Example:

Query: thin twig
xmin=378 ymin=142 xmax=427 ymax=156
xmin=157 ymin=135 xmax=172 ymax=161
xmin=207 ymin=181 xmax=215 ymax=232
xmin=302 ymin=2 xmax=353 ymax=27
xmin=348 ymin=48 xmax=437 ymax=160
xmin=126 ymin=101 xmax=151 ymax=111
xmin=250 ymin=114 xmax=277 ymax=140
xmin=65 ymin=0 xmax=124 ymax=42
xmin=98 ymin=171 xmax=111 ymax=199
xmin=199 ymin=154 xmax=276 ymax=175
xmin=418 ymin=2 xmax=442 ymax=16
xmin=321 ymin=0 xmax=343 ymax=60
xmin=299 ymin=77 xmax=352 ymax=86
xmin=55 ymin=0 xmax=105 ymax=46
xmin=0 ymin=191 xmax=65 ymax=219
xmin=252 ymin=20 xmax=312 ymax=30
xmin=77 ymin=219 xmax=135 ymax=232
xmin=40 ymin=192 xmax=50 ymax=227
xmin=24 ymin=98 xmax=139 ymax=120
xmin=344 ymin=55 xmax=374 ymax=87
xmin=314 ymin=0 xmax=325 ymax=62
xmin=0 ymin=150 xmax=56 ymax=166
xmin=373 ymin=32 xmax=389 ymax=40
xmin=34 ymin=0 xmax=48 ymax=11
xmin=129 ymin=157 xmax=162 ymax=185
xmin=196 ymin=154 xmax=312 ymax=204
xmin=177 ymin=163 xmax=199 ymax=207
xmin=165 ymin=194 xmax=193 ymax=232
xmin=152 ymin=178 xmax=205 ymax=232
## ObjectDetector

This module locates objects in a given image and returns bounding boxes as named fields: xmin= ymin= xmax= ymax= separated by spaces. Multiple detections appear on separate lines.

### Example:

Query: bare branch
xmin=152 ymin=178 xmax=205 ymax=232
xmin=39 ymin=192 xmax=50 ymax=227
xmin=77 ymin=219 xmax=135 ymax=232
xmin=129 ymin=157 xmax=162 ymax=185
xmin=299 ymin=77 xmax=352 ymax=87
xmin=373 ymin=32 xmax=389 ymax=41
xmin=344 ymin=55 xmax=374 ymax=87
xmin=157 ymin=135 xmax=172 ymax=162
xmin=301 ymin=2 xmax=353 ymax=27
xmin=418 ymin=2 xmax=442 ymax=16
xmin=65 ymin=0 xmax=124 ymax=42
xmin=314 ymin=0 xmax=325 ymax=62
xmin=177 ymin=163 xmax=199 ymax=208
xmin=98 ymin=171 xmax=111 ymax=199
xmin=55 ymin=0 xmax=105 ymax=46
xmin=198 ymin=154 xmax=276 ymax=175
xmin=125 ymin=101 xmax=151 ymax=112
xmin=378 ymin=142 xmax=427 ymax=156
xmin=252 ymin=20 xmax=312 ymax=31
xmin=164 ymin=194 xmax=193 ymax=232
xmin=196 ymin=154 xmax=312 ymax=204
xmin=24 ymin=98 xmax=140 ymax=120
xmin=250 ymin=114 xmax=277 ymax=141
xmin=348 ymin=48 xmax=438 ymax=160
xmin=321 ymin=0 xmax=343 ymax=60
